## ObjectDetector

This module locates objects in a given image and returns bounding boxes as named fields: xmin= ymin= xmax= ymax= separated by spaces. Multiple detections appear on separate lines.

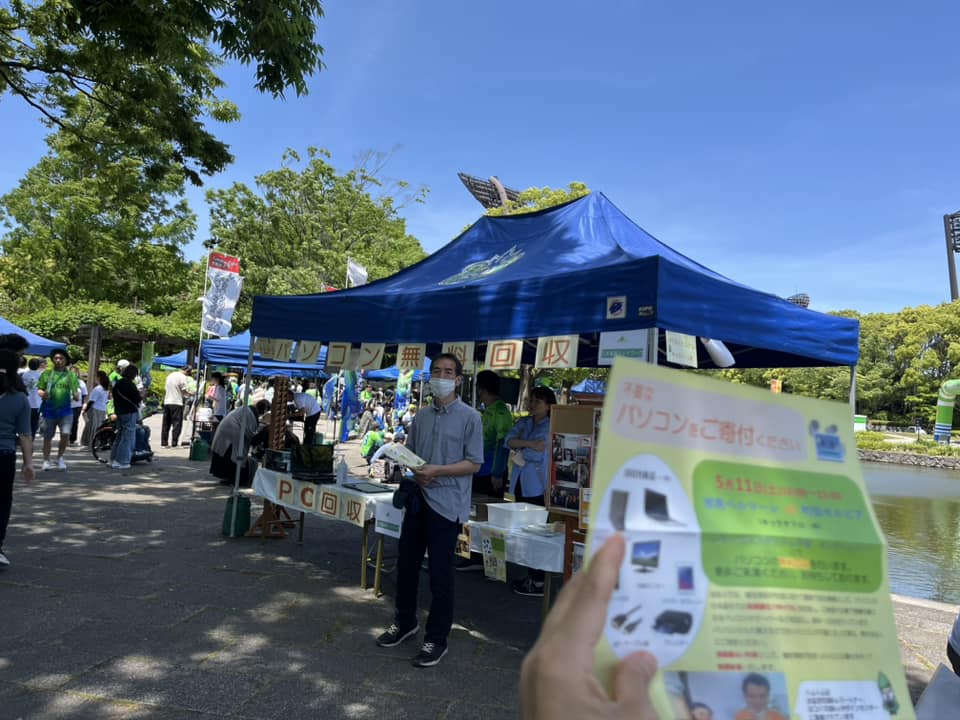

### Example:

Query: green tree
xmin=486 ymin=182 xmax=590 ymax=217
xmin=1 ymin=0 xmax=325 ymax=184
xmin=205 ymin=146 xmax=428 ymax=328
xmin=0 ymin=102 xmax=196 ymax=318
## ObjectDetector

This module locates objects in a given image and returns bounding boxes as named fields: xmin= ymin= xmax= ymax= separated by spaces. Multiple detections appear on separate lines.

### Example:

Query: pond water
xmin=863 ymin=462 xmax=960 ymax=605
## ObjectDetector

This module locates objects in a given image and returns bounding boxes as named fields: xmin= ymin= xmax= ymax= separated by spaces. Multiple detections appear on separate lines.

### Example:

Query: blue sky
xmin=3 ymin=0 xmax=960 ymax=314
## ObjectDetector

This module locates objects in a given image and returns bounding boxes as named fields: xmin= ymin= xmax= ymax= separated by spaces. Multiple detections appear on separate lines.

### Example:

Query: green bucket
xmin=189 ymin=437 xmax=210 ymax=462
xmin=222 ymin=495 xmax=251 ymax=537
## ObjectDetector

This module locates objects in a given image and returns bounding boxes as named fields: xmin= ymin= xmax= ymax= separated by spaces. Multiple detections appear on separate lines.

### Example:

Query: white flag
xmin=346 ymin=258 xmax=368 ymax=287
xmin=201 ymin=267 xmax=243 ymax=337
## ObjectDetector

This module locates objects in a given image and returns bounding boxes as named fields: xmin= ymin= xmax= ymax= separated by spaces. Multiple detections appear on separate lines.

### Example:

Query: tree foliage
xmin=726 ymin=302 xmax=960 ymax=428
xmin=486 ymin=182 xmax=590 ymax=217
xmin=0 ymin=101 xmax=196 ymax=317
xmin=205 ymin=146 xmax=428 ymax=328
xmin=0 ymin=0 xmax=325 ymax=184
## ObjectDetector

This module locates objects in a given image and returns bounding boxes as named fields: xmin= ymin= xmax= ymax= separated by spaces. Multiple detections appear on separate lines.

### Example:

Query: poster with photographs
xmin=549 ymin=432 xmax=593 ymax=515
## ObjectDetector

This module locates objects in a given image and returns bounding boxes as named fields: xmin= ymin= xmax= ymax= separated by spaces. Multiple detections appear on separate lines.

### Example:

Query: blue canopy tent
xmin=154 ymin=349 xmax=189 ymax=368
xmin=0 ymin=316 xmax=66 ymax=356
xmin=201 ymin=331 xmax=329 ymax=379
xmin=364 ymin=357 xmax=431 ymax=383
xmin=571 ymin=379 xmax=606 ymax=395
xmin=249 ymin=193 xmax=859 ymax=371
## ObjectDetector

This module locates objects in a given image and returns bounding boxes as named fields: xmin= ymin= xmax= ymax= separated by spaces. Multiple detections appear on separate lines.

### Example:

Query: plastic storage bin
xmin=486 ymin=502 xmax=549 ymax=529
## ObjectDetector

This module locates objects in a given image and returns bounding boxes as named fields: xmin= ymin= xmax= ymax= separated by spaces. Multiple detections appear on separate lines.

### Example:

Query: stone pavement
xmin=0 ymin=415 xmax=955 ymax=718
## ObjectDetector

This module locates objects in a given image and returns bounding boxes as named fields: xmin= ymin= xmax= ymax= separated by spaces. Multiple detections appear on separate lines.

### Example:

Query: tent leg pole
xmin=849 ymin=365 xmax=857 ymax=413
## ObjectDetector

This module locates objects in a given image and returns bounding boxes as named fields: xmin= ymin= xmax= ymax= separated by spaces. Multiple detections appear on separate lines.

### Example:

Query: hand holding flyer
xmin=375 ymin=442 xmax=427 ymax=470
xmin=586 ymin=357 xmax=915 ymax=720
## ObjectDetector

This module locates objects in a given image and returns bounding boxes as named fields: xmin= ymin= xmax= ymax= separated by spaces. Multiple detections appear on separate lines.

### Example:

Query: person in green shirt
xmin=455 ymin=370 xmax=514 ymax=572
xmin=37 ymin=348 xmax=80 ymax=471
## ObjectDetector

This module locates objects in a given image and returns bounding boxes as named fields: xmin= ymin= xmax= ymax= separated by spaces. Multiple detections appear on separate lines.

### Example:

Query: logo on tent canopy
xmin=439 ymin=245 xmax=524 ymax=286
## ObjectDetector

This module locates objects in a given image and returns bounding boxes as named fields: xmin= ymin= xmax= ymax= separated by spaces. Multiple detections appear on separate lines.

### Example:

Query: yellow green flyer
xmin=588 ymin=357 xmax=914 ymax=720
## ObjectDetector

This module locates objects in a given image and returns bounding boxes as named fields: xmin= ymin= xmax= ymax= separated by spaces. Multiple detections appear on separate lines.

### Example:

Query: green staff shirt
xmin=38 ymin=369 xmax=79 ymax=419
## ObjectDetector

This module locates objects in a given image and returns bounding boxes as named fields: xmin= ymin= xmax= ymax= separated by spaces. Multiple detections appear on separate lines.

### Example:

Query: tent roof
xmin=0 ymin=316 xmax=66 ymax=355
xmin=250 ymin=193 xmax=859 ymax=368
xmin=200 ymin=331 xmax=329 ymax=379
xmin=365 ymin=357 xmax=431 ymax=382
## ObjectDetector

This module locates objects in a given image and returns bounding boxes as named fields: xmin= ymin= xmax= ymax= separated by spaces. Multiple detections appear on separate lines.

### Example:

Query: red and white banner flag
xmin=202 ymin=252 xmax=243 ymax=337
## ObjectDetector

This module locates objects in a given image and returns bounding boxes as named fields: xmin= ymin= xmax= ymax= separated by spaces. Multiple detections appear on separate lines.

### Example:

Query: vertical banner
xmin=395 ymin=369 xmax=414 ymax=413
xmin=139 ymin=341 xmax=155 ymax=389
xmin=202 ymin=252 xmax=243 ymax=337
xmin=339 ymin=370 xmax=360 ymax=442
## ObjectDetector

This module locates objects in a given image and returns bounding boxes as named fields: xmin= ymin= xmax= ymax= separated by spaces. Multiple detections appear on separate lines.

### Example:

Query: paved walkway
xmin=0 ymin=415 xmax=954 ymax=718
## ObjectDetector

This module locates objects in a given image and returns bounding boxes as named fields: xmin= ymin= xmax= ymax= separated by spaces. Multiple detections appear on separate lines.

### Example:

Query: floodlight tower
xmin=945 ymin=212 xmax=960 ymax=301
xmin=458 ymin=172 xmax=521 ymax=209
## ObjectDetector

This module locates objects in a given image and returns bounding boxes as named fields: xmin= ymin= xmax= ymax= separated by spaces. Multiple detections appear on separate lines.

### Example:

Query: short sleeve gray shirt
xmin=0 ymin=391 xmax=31 ymax=453
xmin=407 ymin=397 xmax=484 ymax=523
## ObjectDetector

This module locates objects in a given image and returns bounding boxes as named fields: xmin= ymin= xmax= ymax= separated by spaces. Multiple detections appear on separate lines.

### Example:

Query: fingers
xmin=613 ymin=652 xmax=658 ymax=719
xmin=547 ymin=534 xmax=625 ymax=649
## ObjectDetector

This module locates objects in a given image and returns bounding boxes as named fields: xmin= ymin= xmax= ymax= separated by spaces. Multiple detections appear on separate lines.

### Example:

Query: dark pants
xmin=0 ymin=452 xmax=16 ymax=547
xmin=395 ymin=491 xmax=461 ymax=645
xmin=161 ymin=404 xmax=184 ymax=446
xmin=515 ymin=486 xmax=546 ymax=583
xmin=472 ymin=474 xmax=504 ymax=500
xmin=948 ymin=641 xmax=960 ymax=676
xmin=29 ymin=409 xmax=40 ymax=439
xmin=70 ymin=407 xmax=81 ymax=442
xmin=303 ymin=412 xmax=320 ymax=446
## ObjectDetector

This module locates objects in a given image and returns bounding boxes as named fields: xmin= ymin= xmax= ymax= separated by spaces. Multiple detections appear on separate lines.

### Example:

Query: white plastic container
xmin=486 ymin=502 xmax=549 ymax=529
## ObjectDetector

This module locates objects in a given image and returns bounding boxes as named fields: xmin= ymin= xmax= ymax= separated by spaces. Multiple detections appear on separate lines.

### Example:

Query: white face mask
xmin=429 ymin=378 xmax=456 ymax=399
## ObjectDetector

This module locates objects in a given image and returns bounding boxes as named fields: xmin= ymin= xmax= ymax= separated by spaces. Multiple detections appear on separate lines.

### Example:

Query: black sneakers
xmin=453 ymin=556 xmax=484 ymax=572
xmin=376 ymin=623 xmax=419 ymax=648
xmin=411 ymin=642 xmax=447 ymax=668
xmin=512 ymin=577 xmax=545 ymax=597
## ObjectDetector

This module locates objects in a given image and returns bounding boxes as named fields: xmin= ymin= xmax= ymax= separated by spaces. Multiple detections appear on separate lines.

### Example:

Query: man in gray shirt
xmin=376 ymin=352 xmax=483 ymax=668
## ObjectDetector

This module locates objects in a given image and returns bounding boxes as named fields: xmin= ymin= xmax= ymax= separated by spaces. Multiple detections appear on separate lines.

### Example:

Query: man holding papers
xmin=375 ymin=353 xmax=483 ymax=668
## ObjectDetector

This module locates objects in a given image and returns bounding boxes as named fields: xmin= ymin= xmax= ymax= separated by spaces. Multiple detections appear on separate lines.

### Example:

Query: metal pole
xmin=190 ymin=253 xmax=213 ymax=445
xmin=945 ymin=214 xmax=959 ymax=301
xmin=849 ymin=364 xmax=857 ymax=414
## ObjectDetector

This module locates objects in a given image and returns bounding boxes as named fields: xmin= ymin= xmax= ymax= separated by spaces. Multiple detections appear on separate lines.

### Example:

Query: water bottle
xmin=336 ymin=453 xmax=348 ymax=484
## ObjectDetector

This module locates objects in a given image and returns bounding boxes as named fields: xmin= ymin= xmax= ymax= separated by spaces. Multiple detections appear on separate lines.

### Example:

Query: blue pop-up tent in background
xmin=153 ymin=331 xmax=329 ymax=379
xmin=0 ymin=316 xmax=66 ymax=355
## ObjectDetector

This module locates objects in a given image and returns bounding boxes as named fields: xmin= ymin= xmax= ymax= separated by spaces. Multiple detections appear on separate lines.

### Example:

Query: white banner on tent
xmin=294 ymin=340 xmax=323 ymax=365
xmin=325 ymin=343 xmax=351 ymax=369
xmin=343 ymin=347 xmax=361 ymax=371
xmin=665 ymin=331 xmax=698 ymax=368
xmin=270 ymin=339 xmax=293 ymax=362
xmin=441 ymin=341 xmax=475 ymax=372
xmin=535 ymin=335 xmax=579 ymax=369
xmin=598 ymin=330 xmax=650 ymax=366
xmin=358 ymin=343 xmax=385 ymax=371
xmin=397 ymin=344 xmax=426 ymax=371
xmin=485 ymin=339 xmax=523 ymax=370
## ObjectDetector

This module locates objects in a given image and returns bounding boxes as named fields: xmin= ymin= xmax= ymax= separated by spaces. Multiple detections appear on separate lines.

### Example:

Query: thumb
xmin=612 ymin=651 xmax=659 ymax=719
